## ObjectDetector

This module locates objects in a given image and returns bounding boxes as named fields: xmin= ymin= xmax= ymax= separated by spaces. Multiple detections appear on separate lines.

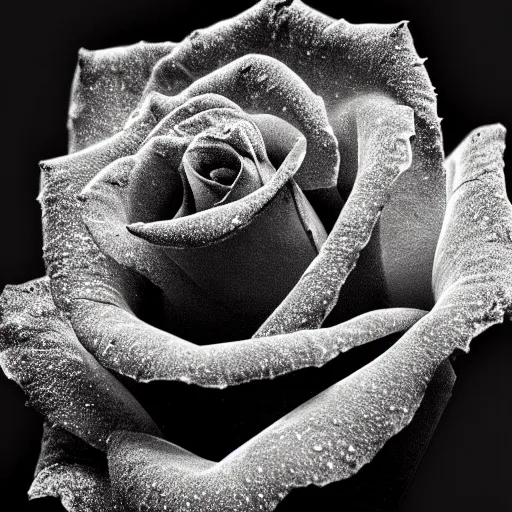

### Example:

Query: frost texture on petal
xmin=29 ymin=425 xmax=114 ymax=512
xmin=40 ymin=94 xmax=169 ymax=313
xmin=143 ymin=0 xmax=446 ymax=306
xmin=0 ymin=278 xmax=160 ymax=451
xmin=69 ymin=41 xmax=175 ymax=152
xmin=126 ymin=138 xmax=308 ymax=247
xmin=80 ymin=108 xmax=424 ymax=386
xmin=60 ymin=301 xmax=425 ymax=388
xmin=434 ymin=124 xmax=512 ymax=299
xmin=256 ymin=97 xmax=415 ymax=336
xmin=106 ymin=125 xmax=511 ymax=511
xmin=146 ymin=53 xmax=340 ymax=189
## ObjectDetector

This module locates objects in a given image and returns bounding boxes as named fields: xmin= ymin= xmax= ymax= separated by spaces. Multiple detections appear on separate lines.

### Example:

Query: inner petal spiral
xmin=183 ymin=137 xmax=265 ymax=212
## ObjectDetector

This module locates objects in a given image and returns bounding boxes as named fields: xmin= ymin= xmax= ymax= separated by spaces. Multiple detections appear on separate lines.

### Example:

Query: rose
xmin=1 ymin=1 xmax=511 ymax=511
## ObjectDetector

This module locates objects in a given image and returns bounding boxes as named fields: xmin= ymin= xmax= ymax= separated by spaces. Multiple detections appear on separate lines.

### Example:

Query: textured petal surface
xmin=69 ymin=41 xmax=175 ymax=152
xmin=434 ymin=124 xmax=511 ymax=298
xmin=256 ymin=97 xmax=415 ymax=336
xmin=106 ymin=125 xmax=511 ymax=511
xmin=146 ymin=53 xmax=339 ymax=189
xmin=79 ymin=135 xmax=328 ymax=344
xmin=141 ymin=0 xmax=446 ymax=306
xmin=59 ymin=304 xmax=425 ymax=388
xmin=0 ymin=278 xmax=160 ymax=451
xmin=40 ymin=93 xmax=171 ymax=314
xmin=29 ymin=425 xmax=113 ymax=512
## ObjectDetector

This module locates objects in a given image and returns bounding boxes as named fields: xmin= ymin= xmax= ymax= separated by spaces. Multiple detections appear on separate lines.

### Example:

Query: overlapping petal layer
xmin=29 ymin=425 xmax=113 ymax=512
xmin=0 ymin=278 xmax=160 ymax=451
xmin=105 ymin=125 xmax=510 ymax=511
xmin=68 ymin=0 xmax=445 ymax=308
xmin=2 ymin=2 xmax=510 ymax=511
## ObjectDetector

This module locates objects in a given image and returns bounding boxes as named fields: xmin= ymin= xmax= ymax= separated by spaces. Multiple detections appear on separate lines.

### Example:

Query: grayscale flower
xmin=1 ymin=1 xmax=510 ymax=511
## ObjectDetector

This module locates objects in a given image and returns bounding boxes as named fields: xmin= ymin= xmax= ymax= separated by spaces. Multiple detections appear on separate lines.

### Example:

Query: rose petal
xmin=29 ymin=424 xmax=114 ymax=512
xmin=125 ymin=138 xmax=306 ymax=247
xmin=0 ymin=278 xmax=160 ymax=451
xmin=183 ymin=139 xmax=262 ymax=212
xmin=80 ymin=134 xmax=249 ymax=342
xmin=255 ymin=97 xmax=415 ymax=336
xmin=276 ymin=359 xmax=455 ymax=510
xmin=104 ymin=123 xmax=512 ymax=512
xmin=175 ymin=107 xmax=270 ymax=164
xmin=68 ymin=41 xmax=175 ymax=152
xmin=434 ymin=124 xmax=511 ymax=298
xmin=40 ymin=92 xmax=172 ymax=313
xmin=142 ymin=93 xmax=242 ymax=140
xmin=145 ymin=1 xmax=435 ymax=129
xmin=107 ymin=359 xmax=455 ymax=512
xmin=56 ymin=301 xmax=425 ymax=388
xmin=146 ymin=53 xmax=339 ymax=190
xmin=144 ymin=0 xmax=445 ymax=308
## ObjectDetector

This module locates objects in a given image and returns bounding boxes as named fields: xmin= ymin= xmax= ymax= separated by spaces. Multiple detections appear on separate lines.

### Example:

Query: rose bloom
xmin=1 ymin=1 xmax=511 ymax=511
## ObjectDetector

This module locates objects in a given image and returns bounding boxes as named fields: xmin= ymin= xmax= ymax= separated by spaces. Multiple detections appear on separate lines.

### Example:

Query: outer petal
xmin=48 ymin=302 xmax=425 ymax=388
xmin=29 ymin=425 xmax=114 ymax=512
xmin=434 ymin=124 xmax=511 ymax=298
xmin=276 ymin=359 xmax=455 ymax=511
xmin=0 ymin=278 xmax=160 ymax=452
xmin=40 ymin=92 xmax=175 ymax=314
xmin=256 ymin=97 xmax=415 ymax=336
xmin=68 ymin=41 xmax=175 ymax=152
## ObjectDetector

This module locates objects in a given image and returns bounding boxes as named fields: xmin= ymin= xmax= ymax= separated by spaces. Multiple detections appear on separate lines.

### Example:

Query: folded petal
xmin=434 ymin=124 xmax=511 ymax=298
xmin=60 ymin=301 xmax=425 ymax=388
xmin=108 ymin=358 xmax=455 ymax=512
xmin=0 ymin=278 xmax=160 ymax=451
xmin=106 ymin=125 xmax=511 ymax=511
xmin=106 ymin=295 xmax=506 ymax=512
xmin=256 ymin=97 xmax=415 ymax=336
xmin=126 ymin=137 xmax=307 ymax=247
xmin=69 ymin=42 xmax=175 ymax=152
xmin=40 ymin=92 xmax=174 ymax=313
xmin=81 ymin=134 xmax=327 ymax=341
xmin=276 ymin=359 xmax=455 ymax=511
xmin=29 ymin=425 xmax=114 ymax=512
xmin=147 ymin=53 xmax=339 ymax=189
xmin=145 ymin=1 xmax=437 ymax=140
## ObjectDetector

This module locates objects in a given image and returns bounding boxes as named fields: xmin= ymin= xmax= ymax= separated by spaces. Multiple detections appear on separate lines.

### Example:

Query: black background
xmin=2 ymin=0 xmax=512 ymax=510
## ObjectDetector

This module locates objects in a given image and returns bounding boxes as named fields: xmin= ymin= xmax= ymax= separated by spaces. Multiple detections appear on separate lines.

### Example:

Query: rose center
xmin=181 ymin=134 xmax=267 ymax=213
xmin=187 ymin=142 xmax=242 ymax=186
xmin=209 ymin=167 xmax=239 ymax=186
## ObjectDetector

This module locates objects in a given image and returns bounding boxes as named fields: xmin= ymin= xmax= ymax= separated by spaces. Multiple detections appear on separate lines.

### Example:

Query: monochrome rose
xmin=1 ymin=1 xmax=511 ymax=511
